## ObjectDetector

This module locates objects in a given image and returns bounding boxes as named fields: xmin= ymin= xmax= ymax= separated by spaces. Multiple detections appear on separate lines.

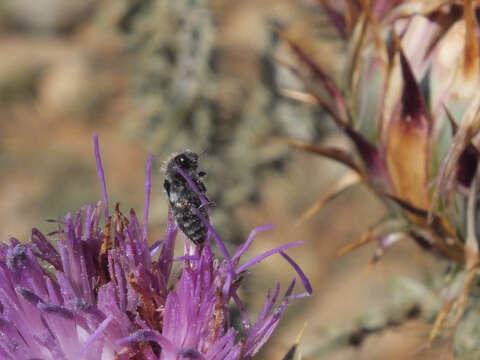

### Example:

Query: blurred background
xmin=0 ymin=0 xmax=453 ymax=359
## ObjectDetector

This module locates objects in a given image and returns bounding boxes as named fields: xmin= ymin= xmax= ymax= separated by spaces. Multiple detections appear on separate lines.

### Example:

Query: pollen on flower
xmin=6 ymin=244 xmax=28 ymax=270
xmin=0 ymin=134 xmax=311 ymax=360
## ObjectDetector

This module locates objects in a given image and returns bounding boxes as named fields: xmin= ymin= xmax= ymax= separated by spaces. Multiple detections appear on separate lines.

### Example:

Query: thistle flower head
xmin=0 ymin=135 xmax=311 ymax=360
xmin=282 ymin=1 xmax=480 ymax=265
xmin=278 ymin=0 xmax=480 ymax=353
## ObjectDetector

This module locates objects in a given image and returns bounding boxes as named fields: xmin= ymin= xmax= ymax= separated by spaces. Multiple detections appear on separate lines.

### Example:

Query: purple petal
xmin=290 ymin=292 xmax=310 ymax=299
xmin=117 ymin=329 xmax=176 ymax=353
xmin=143 ymin=154 xmax=154 ymax=241
xmin=176 ymin=167 xmax=210 ymax=212
xmin=232 ymin=291 xmax=251 ymax=330
xmin=178 ymin=348 xmax=206 ymax=359
xmin=78 ymin=314 xmax=113 ymax=356
xmin=279 ymin=251 xmax=312 ymax=294
xmin=149 ymin=238 xmax=163 ymax=258
xmin=93 ymin=133 xmax=109 ymax=221
xmin=37 ymin=303 xmax=74 ymax=320
xmin=15 ymin=287 xmax=43 ymax=305
xmin=172 ymin=255 xmax=200 ymax=262
xmin=192 ymin=208 xmax=233 ymax=271
xmin=233 ymin=224 xmax=275 ymax=263
xmin=29 ymin=228 xmax=62 ymax=271
xmin=236 ymin=241 xmax=304 ymax=274
xmin=158 ymin=212 xmax=178 ymax=279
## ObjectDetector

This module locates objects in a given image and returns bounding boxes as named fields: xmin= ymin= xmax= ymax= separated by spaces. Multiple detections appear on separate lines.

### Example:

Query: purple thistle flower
xmin=0 ymin=134 xmax=312 ymax=360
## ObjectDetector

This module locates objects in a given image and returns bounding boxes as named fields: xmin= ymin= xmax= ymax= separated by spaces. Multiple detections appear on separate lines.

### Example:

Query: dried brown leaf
xmin=345 ymin=12 xmax=369 ymax=101
xmin=280 ymin=89 xmax=318 ymax=105
xmin=461 ymin=0 xmax=479 ymax=83
xmin=276 ymin=58 xmax=346 ymax=126
xmin=282 ymin=138 xmax=363 ymax=174
xmin=316 ymin=0 xmax=348 ymax=38
xmin=337 ymin=217 xmax=407 ymax=256
xmin=429 ymin=297 xmax=455 ymax=345
xmin=278 ymin=30 xmax=348 ymax=120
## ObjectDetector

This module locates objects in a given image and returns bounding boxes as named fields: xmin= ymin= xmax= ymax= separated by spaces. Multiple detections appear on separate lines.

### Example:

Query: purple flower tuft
xmin=0 ymin=135 xmax=311 ymax=359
